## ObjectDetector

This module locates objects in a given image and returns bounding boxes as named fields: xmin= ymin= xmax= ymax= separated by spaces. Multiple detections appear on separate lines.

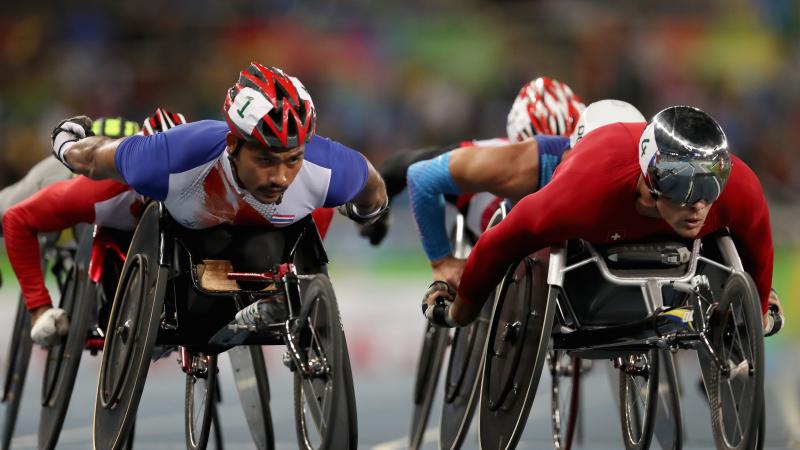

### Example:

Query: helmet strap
xmin=227 ymin=140 xmax=246 ymax=189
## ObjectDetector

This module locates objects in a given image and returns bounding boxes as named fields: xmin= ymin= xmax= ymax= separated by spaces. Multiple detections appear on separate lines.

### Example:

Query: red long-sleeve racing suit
xmin=457 ymin=122 xmax=773 ymax=313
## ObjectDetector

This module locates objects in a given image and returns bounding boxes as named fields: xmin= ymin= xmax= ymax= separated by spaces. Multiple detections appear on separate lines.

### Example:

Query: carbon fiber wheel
xmin=39 ymin=230 xmax=95 ymax=450
xmin=1 ymin=295 xmax=32 ymax=450
xmin=94 ymin=203 xmax=168 ymax=450
xmin=439 ymin=294 xmax=493 ymax=450
xmin=706 ymin=272 xmax=764 ymax=450
xmin=409 ymin=323 xmax=448 ymax=450
xmin=293 ymin=274 xmax=357 ymax=450
xmin=479 ymin=253 xmax=556 ymax=450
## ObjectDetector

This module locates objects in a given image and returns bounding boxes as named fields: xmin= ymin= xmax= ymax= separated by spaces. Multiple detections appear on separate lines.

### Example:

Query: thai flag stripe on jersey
xmin=115 ymin=120 xmax=368 ymax=229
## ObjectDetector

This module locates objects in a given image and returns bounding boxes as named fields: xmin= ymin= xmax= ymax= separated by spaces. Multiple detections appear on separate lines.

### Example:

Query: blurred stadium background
xmin=1 ymin=0 xmax=799 ymax=448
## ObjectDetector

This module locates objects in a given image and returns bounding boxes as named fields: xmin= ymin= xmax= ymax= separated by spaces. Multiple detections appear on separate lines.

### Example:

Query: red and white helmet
xmin=141 ymin=108 xmax=187 ymax=136
xmin=223 ymin=62 xmax=316 ymax=148
xmin=506 ymin=77 xmax=585 ymax=142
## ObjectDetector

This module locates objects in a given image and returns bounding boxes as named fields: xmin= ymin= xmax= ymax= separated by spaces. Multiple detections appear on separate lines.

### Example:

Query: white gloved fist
xmin=51 ymin=115 xmax=93 ymax=171
xmin=31 ymin=307 xmax=70 ymax=347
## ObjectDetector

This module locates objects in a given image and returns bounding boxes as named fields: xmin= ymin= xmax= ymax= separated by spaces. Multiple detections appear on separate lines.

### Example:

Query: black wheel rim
xmin=100 ymin=254 xmax=148 ymax=409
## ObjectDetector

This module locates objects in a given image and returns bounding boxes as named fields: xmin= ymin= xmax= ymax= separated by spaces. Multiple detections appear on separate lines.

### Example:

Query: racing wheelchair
xmin=477 ymin=232 xmax=766 ymax=450
xmin=93 ymin=202 xmax=357 ymax=450
xmin=412 ymin=205 xmax=588 ymax=450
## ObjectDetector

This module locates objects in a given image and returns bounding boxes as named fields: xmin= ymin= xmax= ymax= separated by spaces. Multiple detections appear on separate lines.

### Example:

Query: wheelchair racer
xmin=408 ymin=99 xmax=645 ymax=291
xmin=2 ymin=108 xmax=186 ymax=346
xmin=358 ymin=76 xmax=583 ymax=245
xmin=423 ymin=105 xmax=783 ymax=334
xmin=49 ymin=62 xmax=388 ymax=326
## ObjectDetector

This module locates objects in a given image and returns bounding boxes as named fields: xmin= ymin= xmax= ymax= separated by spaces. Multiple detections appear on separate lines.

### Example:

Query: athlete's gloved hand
xmin=31 ymin=307 xmax=70 ymax=347
xmin=357 ymin=210 xmax=390 ymax=246
xmin=422 ymin=281 xmax=458 ymax=328
xmin=764 ymin=288 xmax=784 ymax=337
xmin=337 ymin=198 xmax=389 ymax=225
xmin=51 ymin=115 xmax=94 ymax=171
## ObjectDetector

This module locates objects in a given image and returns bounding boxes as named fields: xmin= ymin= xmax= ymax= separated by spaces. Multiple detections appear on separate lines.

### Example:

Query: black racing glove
xmin=421 ymin=281 xmax=458 ymax=328
xmin=51 ymin=115 xmax=94 ymax=171
xmin=358 ymin=209 xmax=390 ymax=246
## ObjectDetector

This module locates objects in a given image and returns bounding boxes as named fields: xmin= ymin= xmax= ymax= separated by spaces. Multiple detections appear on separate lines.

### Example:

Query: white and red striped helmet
xmin=506 ymin=77 xmax=585 ymax=142
xmin=223 ymin=62 xmax=316 ymax=148
xmin=141 ymin=108 xmax=187 ymax=136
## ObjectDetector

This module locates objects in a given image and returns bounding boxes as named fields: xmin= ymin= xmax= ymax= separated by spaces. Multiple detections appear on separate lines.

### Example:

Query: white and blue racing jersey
xmin=115 ymin=120 xmax=368 ymax=229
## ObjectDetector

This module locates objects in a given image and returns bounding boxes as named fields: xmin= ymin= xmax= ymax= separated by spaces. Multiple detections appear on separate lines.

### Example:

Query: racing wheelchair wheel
xmin=94 ymin=203 xmax=168 ymax=450
xmin=549 ymin=350 xmax=581 ymax=450
xmin=39 ymin=230 xmax=95 ymax=450
xmin=185 ymin=354 xmax=218 ymax=450
xmin=228 ymin=346 xmax=275 ymax=450
xmin=479 ymin=254 xmax=556 ymax=450
xmin=618 ymin=349 xmax=660 ymax=450
xmin=409 ymin=323 xmax=448 ymax=450
xmin=706 ymin=272 xmax=764 ymax=450
xmin=439 ymin=293 xmax=493 ymax=450
xmin=1 ymin=295 xmax=33 ymax=450
xmin=293 ymin=274 xmax=357 ymax=450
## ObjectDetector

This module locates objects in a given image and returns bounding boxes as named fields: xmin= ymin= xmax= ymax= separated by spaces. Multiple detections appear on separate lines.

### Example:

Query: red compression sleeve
xmin=2 ymin=177 xmax=128 ymax=311
xmin=718 ymin=157 xmax=774 ymax=313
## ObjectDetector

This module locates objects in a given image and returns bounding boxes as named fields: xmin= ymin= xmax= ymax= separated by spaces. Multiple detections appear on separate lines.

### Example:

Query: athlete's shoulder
xmin=303 ymin=135 xmax=368 ymax=207
xmin=116 ymin=120 xmax=228 ymax=200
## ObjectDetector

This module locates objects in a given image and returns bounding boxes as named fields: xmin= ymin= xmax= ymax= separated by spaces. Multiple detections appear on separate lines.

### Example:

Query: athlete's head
xmin=639 ymin=106 xmax=731 ymax=238
xmin=506 ymin=76 xmax=585 ymax=142
xmin=569 ymin=99 xmax=645 ymax=148
xmin=141 ymin=108 xmax=187 ymax=136
xmin=222 ymin=62 xmax=316 ymax=204
xmin=91 ymin=117 xmax=140 ymax=138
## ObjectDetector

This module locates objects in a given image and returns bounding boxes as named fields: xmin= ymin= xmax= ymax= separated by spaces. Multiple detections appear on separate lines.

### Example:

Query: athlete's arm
xmin=450 ymin=139 xmax=540 ymax=201
xmin=64 ymin=136 xmax=126 ymax=182
xmin=350 ymin=159 xmax=388 ymax=216
xmin=722 ymin=157 xmax=774 ymax=315
xmin=2 ymin=177 xmax=129 ymax=312
xmin=380 ymin=145 xmax=454 ymax=200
